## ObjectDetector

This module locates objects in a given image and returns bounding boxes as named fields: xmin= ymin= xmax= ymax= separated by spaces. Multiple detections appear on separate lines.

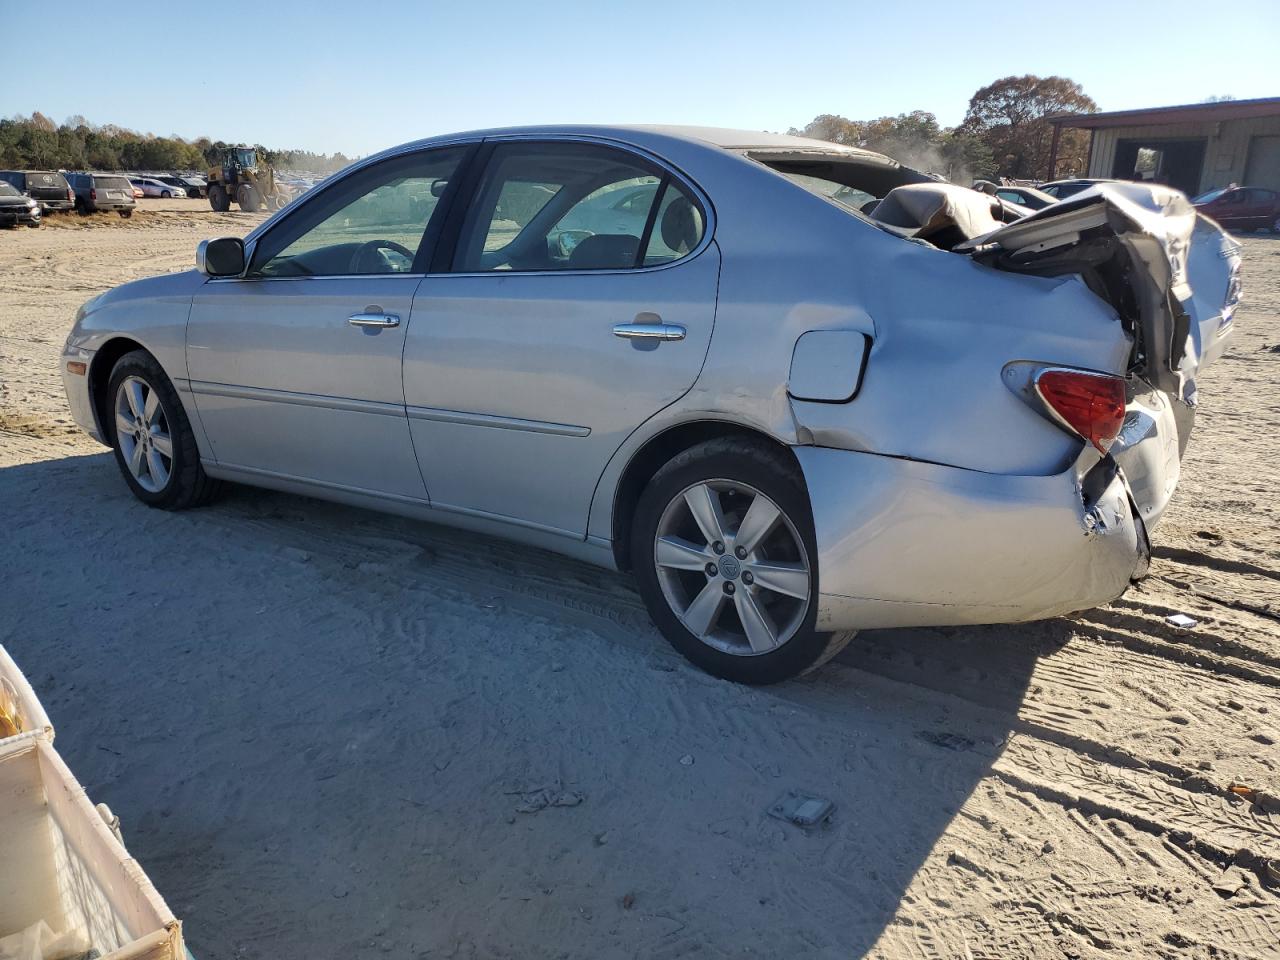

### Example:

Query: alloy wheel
xmin=114 ymin=376 xmax=173 ymax=493
xmin=653 ymin=479 xmax=811 ymax=656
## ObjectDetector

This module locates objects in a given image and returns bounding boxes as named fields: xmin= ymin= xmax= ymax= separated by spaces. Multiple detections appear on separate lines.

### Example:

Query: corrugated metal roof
xmin=1049 ymin=96 xmax=1280 ymax=130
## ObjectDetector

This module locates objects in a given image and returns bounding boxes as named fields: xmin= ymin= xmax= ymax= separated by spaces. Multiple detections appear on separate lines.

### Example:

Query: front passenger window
xmin=249 ymin=147 xmax=465 ymax=278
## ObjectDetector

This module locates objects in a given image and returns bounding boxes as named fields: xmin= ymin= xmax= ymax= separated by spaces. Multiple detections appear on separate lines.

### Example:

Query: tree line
xmin=789 ymin=74 xmax=1097 ymax=183
xmin=0 ymin=112 xmax=355 ymax=174
xmin=4 ymin=75 xmax=1098 ymax=183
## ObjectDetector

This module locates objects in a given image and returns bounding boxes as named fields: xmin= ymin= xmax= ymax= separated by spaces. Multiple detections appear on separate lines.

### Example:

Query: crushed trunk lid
xmin=961 ymin=182 xmax=1241 ymax=402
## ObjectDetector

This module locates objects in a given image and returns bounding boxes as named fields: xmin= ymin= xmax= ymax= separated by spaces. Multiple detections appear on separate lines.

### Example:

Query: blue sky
xmin=7 ymin=0 xmax=1277 ymax=158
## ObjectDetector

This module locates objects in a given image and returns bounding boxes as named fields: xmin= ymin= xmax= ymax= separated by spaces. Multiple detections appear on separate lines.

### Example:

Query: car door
xmin=1215 ymin=189 xmax=1247 ymax=228
xmin=1246 ymin=189 xmax=1276 ymax=229
xmin=402 ymin=139 xmax=719 ymax=537
xmin=186 ymin=144 xmax=470 ymax=499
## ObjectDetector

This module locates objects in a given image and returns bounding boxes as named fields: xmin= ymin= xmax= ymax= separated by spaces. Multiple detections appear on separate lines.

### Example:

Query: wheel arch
xmin=88 ymin=337 xmax=150 ymax=439
xmin=609 ymin=419 xmax=802 ymax=571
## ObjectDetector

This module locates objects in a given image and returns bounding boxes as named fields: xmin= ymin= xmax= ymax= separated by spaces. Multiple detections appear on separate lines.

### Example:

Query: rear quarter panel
xmin=586 ymin=138 xmax=1133 ymax=540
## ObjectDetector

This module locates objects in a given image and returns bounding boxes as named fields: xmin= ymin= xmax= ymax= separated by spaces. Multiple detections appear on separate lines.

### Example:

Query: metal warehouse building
xmin=1048 ymin=96 xmax=1280 ymax=197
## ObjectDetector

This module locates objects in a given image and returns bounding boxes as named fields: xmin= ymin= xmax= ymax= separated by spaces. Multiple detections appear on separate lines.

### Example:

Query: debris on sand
xmin=918 ymin=730 xmax=975 ymax=752
xmin=512 ymin=787 xmax=584 ymax=814
xmin=768 ymin=791 xmax=835 ymax=828
xmin=1212 ymin=866 xmax=1251 ymax=898
xmin=1228 ymin=784 xmax=1280 ymax=813
xmin=1165 ymin=613 xmax=1198 ymax=629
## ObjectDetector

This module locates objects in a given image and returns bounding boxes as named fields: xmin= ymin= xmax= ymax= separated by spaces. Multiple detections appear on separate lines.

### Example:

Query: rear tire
xmin=631 ymin=437 xmax=854 ymax=684
xmin=106 ymin=351 xmax=221 ymax=510
xmin=119 ymin=209 xmax=133 ymax=218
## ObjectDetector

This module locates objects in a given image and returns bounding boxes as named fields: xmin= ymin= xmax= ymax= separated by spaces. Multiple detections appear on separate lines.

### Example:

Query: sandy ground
xmin=1 ymin=199 xmax=1277 ymax=959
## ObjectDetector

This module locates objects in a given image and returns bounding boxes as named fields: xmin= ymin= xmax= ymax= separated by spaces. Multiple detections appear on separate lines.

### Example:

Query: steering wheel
xmin=350 ymin=239 xmax=415 ymax=274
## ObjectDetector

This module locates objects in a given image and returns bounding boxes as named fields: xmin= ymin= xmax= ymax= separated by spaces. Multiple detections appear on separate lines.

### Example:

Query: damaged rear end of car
xmin=964 ymin=182 xmax=1241 ymax=534
xmin=729 ymin=147 xmax=1240 ymax=631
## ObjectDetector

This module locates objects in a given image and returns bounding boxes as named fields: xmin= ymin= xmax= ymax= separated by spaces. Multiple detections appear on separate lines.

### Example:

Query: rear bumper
xmin=36 ymin=199 xmax=74 ymax=212
xmin=797 ymin=446 xmax=1144 ymax=631
xmin=87 ymin=200 xmax=135 ymax=212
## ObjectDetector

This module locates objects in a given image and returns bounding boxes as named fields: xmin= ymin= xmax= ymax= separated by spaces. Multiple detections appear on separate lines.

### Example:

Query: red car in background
xmin=1194 ymin=186 xmax=1280 ymax=233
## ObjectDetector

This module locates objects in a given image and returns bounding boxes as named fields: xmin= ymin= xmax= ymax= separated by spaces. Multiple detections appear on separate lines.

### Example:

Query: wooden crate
xmin=0 ymin=736 xmax=185 ymax=960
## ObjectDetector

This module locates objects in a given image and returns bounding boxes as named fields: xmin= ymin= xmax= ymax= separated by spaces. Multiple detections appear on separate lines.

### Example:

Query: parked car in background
xmin=1040 ymin=178 xmax=1118 ymax=200
xmin=130 ymin=177 xmax=186 ymax=198
xmin=179 ymin=175 xmax=207 ymax=198
xmin=68 ymin=173 xmax=137 ymax=217
xmin=131 ymin=183 xmax=144 ymax=199
xmin=59 ymin=125 xmax=1240 ymax=683
xmin=155 ymin=175 xmax=204 ymax=198
xmin=1194 ymin=186 xmax=1280 ymax=232
xmin=992 ymin=184 xmax=1058 ymax=210
xmin=0 ymin=181 xmax=42 ymax=227
xmin=0 ymin=170 xmax=75 ymax=213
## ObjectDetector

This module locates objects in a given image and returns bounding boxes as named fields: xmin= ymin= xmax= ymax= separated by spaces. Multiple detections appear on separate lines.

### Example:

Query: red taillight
xmin=1035 ymin=370 xmax=1126 ymax=452
xmin=90 ymin=188 xmax=97 ymax=200
xmin=67 ymin=186 xmax=74 ymax=200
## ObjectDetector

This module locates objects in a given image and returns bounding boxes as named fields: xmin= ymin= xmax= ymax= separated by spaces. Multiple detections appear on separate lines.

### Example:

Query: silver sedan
xmin=61 ymin=125 xmax=1241 ymax=683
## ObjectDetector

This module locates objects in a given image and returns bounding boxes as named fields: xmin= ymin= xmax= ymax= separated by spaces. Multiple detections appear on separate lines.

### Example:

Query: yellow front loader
xmin=207 ymin=145 xmax=288 ymax=212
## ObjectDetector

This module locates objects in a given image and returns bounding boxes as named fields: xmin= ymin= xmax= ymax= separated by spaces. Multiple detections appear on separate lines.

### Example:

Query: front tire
xmin=208 ymin=184 xmax=230 ymax=212
xmin=631 ymin=438 xmax=854 ymax=684
xmin=107 ymin=351 xmax=220 ymax=510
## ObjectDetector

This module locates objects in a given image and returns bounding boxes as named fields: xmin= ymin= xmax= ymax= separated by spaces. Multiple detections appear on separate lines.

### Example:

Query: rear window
xmin=28 ymin=172 xmax=68 ymax=189
xmin=747 ymin=153 xmax=930 ymax=216
xmin=780 ymin=173 xmax=877 ymax=214
xmin=94 ymin=176 xmax=132 ymax=190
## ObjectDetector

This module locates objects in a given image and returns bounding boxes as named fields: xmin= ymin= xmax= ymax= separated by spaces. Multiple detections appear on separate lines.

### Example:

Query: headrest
xmin=660 ymin=195 xmax=700 ymax=253
xmin=568 ymin=234 xmax=639 ymax=270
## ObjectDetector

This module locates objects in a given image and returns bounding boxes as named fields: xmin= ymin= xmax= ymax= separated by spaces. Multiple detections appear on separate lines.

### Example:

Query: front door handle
xmin=613 ymin=322 xmax=685 ymax=342
xmin=348 ymin=313 xmax=400 ymax=328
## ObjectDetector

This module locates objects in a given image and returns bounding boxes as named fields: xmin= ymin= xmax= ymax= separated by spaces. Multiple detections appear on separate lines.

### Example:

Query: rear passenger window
xmin=453 ymin=142 xmax=704 ymax=272
xmin=642 ymin=181 xmax=704 ymax=266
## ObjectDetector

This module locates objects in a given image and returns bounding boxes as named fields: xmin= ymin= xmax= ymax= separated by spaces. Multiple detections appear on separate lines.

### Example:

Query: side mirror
xmin=196 ymin=237 xmax=246 ymax=277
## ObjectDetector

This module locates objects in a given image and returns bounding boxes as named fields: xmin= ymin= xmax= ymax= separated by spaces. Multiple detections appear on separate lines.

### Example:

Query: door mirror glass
xmin=197 ymin=237 xmax=246 ymax=277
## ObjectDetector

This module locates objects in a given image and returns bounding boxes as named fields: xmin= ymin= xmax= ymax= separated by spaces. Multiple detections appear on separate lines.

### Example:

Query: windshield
xmin=1193 ymin=188 xmax=1227 ymax=204
xmin=235 ymin=149 xmax=257 ymax=168
xmin=0 ymin=182 xmax=20 ymax=197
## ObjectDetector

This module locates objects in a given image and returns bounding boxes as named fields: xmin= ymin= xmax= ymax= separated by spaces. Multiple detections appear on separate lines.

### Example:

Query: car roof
xmin=365 ymin=123 xmax=900 ymax=166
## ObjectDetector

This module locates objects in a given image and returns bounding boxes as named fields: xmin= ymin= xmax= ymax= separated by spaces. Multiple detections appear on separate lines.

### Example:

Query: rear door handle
xmin=613 ymin=322 xmax=685 ymax=342
xmin=348 ymin=312 xmax=400 ymax=328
